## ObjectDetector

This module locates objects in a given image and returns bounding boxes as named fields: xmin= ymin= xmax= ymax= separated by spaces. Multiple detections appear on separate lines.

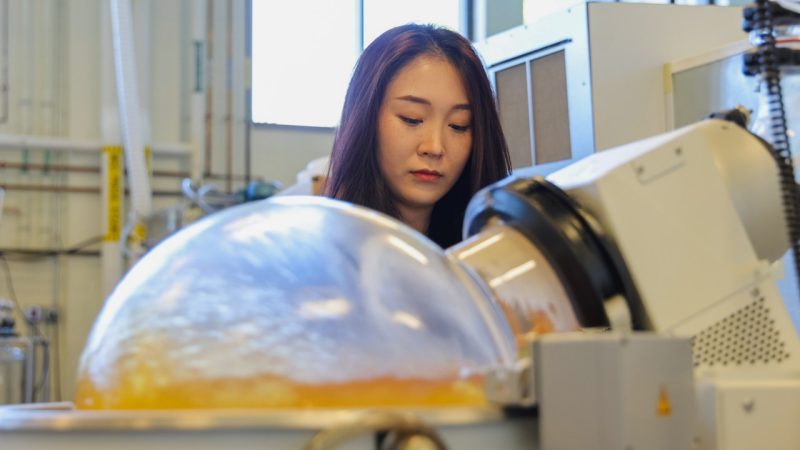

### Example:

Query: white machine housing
xmin=548 ymin=119 xmax=799 ymax=371
xmin=548 ymin=119 xmax=800 ymax=449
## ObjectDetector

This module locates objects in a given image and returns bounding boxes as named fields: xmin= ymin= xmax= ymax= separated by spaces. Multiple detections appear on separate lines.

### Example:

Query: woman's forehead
xmin=384 ymin=54 xmax=469 ymax=107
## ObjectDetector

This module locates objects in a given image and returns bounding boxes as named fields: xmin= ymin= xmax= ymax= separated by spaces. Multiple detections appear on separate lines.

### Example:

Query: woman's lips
xmin=411 ymin=169 xmax=443 ymax=182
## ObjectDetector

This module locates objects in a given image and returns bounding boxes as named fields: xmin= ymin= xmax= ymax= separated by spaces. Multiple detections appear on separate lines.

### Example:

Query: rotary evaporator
xmin=0 ymin=116 xmax=797 ymax=449
xmin=1 ymin=2 xmax=800 ymax=448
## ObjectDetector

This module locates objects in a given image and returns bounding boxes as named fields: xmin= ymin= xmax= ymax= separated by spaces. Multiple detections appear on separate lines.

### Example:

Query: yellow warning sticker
xmin=656 ymin=386 xmax=672 ymax=417
xmin=103 ymin=146 xmax=123 ymax=242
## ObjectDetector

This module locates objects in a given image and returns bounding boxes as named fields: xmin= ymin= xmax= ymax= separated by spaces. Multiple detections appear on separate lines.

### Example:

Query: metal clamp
xmin=302 ymin=410 xmax=448 ymax=450
xmin=484 ymin=356 xmax=536 ymax=407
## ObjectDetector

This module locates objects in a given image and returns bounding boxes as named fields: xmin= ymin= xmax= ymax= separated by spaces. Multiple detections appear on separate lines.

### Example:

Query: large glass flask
xmin=448 ymin=224 xmax=581 ymax=351
xmin=75 ymin=196 xmax=515 ymax=409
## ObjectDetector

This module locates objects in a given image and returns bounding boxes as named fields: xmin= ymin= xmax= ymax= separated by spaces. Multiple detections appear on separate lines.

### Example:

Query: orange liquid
xmin=74 ymin=371 xmax=485 ymax=409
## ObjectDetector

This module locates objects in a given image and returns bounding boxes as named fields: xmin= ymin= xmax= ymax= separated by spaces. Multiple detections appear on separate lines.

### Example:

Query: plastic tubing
xmin=109 ymin=0 xmax=152 ymax=221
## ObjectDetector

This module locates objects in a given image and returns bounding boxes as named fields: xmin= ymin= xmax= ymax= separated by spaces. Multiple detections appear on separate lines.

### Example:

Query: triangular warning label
xmin=656 ymin=387 xmax=672 ymax=416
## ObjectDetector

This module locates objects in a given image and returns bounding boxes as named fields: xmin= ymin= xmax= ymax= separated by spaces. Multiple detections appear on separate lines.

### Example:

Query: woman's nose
xmin=417 ymin=128 xmax=444 ymax=158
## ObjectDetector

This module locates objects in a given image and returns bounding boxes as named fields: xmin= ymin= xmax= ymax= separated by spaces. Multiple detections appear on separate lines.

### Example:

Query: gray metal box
xmin=536 ymin=333 xmax=697 ymax=450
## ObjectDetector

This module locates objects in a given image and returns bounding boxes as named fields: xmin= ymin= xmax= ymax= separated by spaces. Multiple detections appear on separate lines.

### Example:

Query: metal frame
xmin=476 ymin=4 xmax=595 ymax=177
xmin=663 ymin=39 xmax=753 ymax=131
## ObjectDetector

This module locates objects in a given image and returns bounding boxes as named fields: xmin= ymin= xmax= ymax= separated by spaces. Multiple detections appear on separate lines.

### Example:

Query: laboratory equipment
xmin=73 ymin=195 xmax=516 ymax=410
xmin=0 ymin=299 xmax=49 ymax=405
xmin=475 ymin=2 xmax=744 ymax=173
xmin=0 ymin=299 xmax=27 ymax=405
xmin=0 ymin=117 xmax=796 ymax=449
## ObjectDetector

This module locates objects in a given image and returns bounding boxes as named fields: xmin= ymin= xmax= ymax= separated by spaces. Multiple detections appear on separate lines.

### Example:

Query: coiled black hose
xmin=749 ymin=0 xmax=800 ymax=299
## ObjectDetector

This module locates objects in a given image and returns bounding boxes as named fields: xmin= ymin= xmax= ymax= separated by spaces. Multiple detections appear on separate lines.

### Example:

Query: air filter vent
xmin=691 ymin=297 xmax=790 ymax=367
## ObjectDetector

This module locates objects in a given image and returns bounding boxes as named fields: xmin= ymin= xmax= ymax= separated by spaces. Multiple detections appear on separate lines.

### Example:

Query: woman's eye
xmin=399 ymin=116 xmax=422 ymax=126
xmin=450 ymin=123 xmax=471 ymax=133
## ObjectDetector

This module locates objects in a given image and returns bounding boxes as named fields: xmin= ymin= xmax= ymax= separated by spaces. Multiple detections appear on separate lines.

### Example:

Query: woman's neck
xmin=396 ymin=204 xmax=433 ymax=235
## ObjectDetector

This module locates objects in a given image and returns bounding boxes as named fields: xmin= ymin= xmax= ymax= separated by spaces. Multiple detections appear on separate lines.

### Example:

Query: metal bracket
xmin=484 ymin=356 xmax=536 ymax=407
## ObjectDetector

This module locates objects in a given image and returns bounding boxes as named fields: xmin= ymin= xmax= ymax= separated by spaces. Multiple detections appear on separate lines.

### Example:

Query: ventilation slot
xmin=691 ymin=298 xmax=789 ymax=367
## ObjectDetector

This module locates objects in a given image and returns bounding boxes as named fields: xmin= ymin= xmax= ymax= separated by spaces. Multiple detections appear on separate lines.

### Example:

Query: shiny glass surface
xmin=75 ymin=196 xmax=514 ymax=409
xmin=449 ymin=224 xmax=581 ymax=350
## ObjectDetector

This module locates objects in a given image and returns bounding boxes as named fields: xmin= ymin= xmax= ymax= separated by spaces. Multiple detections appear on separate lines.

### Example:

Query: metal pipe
xmin=190 ymin=0 xmax=205 ymax=181
xmin=0 ymin=0 xmax=8 ymax=124
xmin=49 ymin=19 xmax=68 ymax=369
xmin=133 ymin=0 xmax=152 ymax=147
xmin=16 ymin=0 xmax=34 ymax=249
xmin=18 ymin=0 xmax=32 ymax=134
xmin=2 ymin=184 xmax=98 ymax=194
xmin=204 ymin=0 xmax=214 ymax=178
xmin=53 ymin=0 xmax=65 ymax=136
xmin=0 ymin=160 xmax=191 ymax=178
xmin=0 ymin=183 xmax=182 ymax=196
xmin=194 ymin=172 xmax=252 ymax=182
xmin=244 ymin=0 xmax=252 ymax=185
xmin=0 ymin=247 xmax=101 ymax=257
xmin=37 ymin=0 xmax=56 ymax=136
xmin=225 ymin=0 xmax=233 ymax=193
xmin=0 ymin=133 xmax=191 ymax=156
xmin=1 ymin=161 xmax=100 ymax=174
xmin=48 ymin=14 xmax=65 ymax=392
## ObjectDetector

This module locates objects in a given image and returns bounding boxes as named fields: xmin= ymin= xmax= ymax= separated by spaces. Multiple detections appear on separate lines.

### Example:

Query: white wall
xmin=250 ymin=126 xmax=334 ymax=187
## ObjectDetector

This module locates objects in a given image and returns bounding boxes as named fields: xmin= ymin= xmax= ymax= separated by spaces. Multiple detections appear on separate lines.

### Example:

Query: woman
xmin=326 ymin=24 xmax=511 ymax=248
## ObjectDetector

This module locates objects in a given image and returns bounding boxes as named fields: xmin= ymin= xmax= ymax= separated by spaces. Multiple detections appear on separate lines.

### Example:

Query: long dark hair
xmin=326 ymin=24 xmax=511 ymax=248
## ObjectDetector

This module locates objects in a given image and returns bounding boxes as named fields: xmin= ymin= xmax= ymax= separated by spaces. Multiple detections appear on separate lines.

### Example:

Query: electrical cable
xmin=51 ymin=306 xmax=60 ymax=400
xmin=33 ymin=336 xmax=49 ymax=401
xmin=751 ymin=0 xmax=800 ymax=302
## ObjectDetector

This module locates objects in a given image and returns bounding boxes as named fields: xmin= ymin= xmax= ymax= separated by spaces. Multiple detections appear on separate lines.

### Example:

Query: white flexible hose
xmin=109 ymin=0 xmax=152 ymax=222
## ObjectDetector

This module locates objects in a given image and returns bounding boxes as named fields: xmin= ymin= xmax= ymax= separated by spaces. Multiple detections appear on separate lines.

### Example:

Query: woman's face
xmin=376 ymin=54 xmax=472 ymax=215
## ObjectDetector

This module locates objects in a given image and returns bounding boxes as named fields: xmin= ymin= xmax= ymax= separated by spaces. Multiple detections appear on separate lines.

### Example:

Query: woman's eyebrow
xmin=394 ymin=95 xmax=471 ymax=111
xmin=395 ymin=95 xmax=431 ymax=106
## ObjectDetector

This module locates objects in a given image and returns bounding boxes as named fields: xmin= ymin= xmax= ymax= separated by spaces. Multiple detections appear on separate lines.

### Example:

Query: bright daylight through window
xmin=251 ymin=0 xmax=462 ymax=128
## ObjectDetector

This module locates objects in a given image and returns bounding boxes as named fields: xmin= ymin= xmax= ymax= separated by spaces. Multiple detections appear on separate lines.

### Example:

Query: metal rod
xmin=0 ymin=160 xmax=191 ymax=178
xmin=204 ymin=0 xmax=214 ymax=178
xmin=0 ymin=183 xmax=182 ymax=196
xmin=0 ymin=0 xmax=8 ymax=124
xmin=244 ymin=0 xmax=252 ymax=185
xmin=0 ymin=134 xmax=190 ymax=156
xmin=0 ymin=248 xmax=100 ymax=257
xmin=225 ymin=0 xmax=233 ymax=193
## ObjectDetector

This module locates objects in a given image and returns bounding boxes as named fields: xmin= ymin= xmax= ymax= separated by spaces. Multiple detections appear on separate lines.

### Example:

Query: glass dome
xmin=75 ymin=196 xmax=515 ymax=409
